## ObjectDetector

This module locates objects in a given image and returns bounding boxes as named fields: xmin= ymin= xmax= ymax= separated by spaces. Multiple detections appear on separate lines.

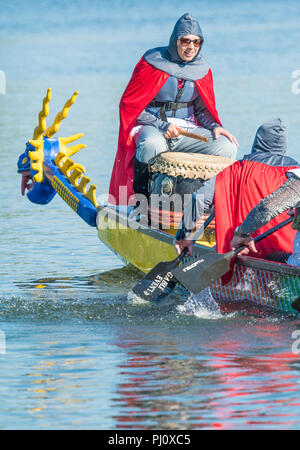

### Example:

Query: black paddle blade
xmin=291 ymin=297 xmax=300 ymax=313
xmin=172 ymin=250 xmax=235 ymax=294
xmin=131 ymin=257 xmax=181 ymax=302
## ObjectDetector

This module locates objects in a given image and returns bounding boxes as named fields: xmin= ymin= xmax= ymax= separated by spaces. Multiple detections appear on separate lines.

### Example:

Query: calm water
xmin=1 ymin=0 xmax=300 ymax=430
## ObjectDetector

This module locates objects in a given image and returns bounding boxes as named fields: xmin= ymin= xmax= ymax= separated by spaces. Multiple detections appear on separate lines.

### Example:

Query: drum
xmin=148 ymin=152 xmax=234 ymax=230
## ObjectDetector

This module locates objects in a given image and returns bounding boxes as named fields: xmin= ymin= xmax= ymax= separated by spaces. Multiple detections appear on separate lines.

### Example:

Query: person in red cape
xmin=109 ymin=13 xmax=238 ymax=205
xmin=174 ymin=119 xmax=299 ymax=259
xmin=230 ymin=173 xmax=300 ymax=265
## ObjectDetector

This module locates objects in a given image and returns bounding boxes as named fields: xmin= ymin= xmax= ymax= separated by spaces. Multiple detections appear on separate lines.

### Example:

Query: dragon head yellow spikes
xmin=44 ymin=91 xmax=79 ymax=138
xmin=28 ymin=89 xmax=87 ymax=183
xmin=26 ymin=89 xmax=98 ymax=208
xmin=32 ymin=88 xmax=52 ymax=140
xmin=28 ymin=139 xmax=44 ymax=183
xmin=55 ymin=133 xmax=86 ymax=168
xmin=45 ymin=93 xmax=87 ymax=166
xmin=28 ymin=88 xmax=52 ymax=182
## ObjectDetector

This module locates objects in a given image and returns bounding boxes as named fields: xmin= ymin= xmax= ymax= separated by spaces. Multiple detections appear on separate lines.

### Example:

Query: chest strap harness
xmin=148 ymin=81 xmax=193 ymax=122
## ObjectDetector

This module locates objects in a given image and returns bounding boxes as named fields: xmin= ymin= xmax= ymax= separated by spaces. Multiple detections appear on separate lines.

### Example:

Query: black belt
xmin=149 ymin=100 xmax=193 ymax=110
xmin=148 ymin=100 xmax=193 ymax=122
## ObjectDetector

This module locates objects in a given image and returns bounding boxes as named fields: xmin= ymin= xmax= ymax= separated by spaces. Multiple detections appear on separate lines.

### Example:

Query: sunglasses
xmin=179 ymin=37 xmax=202 ymax=48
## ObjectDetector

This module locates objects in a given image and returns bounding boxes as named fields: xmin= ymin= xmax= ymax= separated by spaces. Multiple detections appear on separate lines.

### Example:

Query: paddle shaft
xmin=176 ymin=210 xmax=215 ymax=263
xmin=253 ymin=216 xmax=293 ymax=242
xmin=192 ymin=209 xmax=215 ymax=241
xmin=176 ymin=127 xmax=209 ymax=142
xmin=234 ymin=216 xmax=294 ymax=255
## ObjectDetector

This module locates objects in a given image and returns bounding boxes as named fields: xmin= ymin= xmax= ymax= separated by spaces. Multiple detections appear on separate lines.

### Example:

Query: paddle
xmin=172 ymin=216 xmax=294 ymax=295
xmin=291 ymin=297 xmax=300 ymax=313
xmin=131 ymin=210 xmax=215 ymax=301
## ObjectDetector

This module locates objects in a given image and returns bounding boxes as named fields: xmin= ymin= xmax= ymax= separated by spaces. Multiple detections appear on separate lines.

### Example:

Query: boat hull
xmin=97 ymin=205 xmax=300 ymax=314
xmin=213 ymin=258 xmax=300 ymax=314
xmin=97 ymin=206 xmax=215 ymax=272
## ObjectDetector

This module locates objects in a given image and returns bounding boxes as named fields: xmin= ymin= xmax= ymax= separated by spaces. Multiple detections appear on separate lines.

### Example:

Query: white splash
xmin=127 ymin=290 xmax=151 ymax=305
xmin=177 ymin=287 xmax=223 ymax=319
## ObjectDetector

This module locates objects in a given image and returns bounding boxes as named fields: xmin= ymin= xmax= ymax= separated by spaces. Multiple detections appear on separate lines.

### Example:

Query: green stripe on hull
xmin=280 ymin=274 xmax=300 ymax=313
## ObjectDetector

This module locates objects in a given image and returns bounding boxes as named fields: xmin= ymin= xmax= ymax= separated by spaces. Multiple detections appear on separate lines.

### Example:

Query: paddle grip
xmin=177 ymin=247 xmax=189 ymax=263
xmin=176 ymin=210 xmax=215 ymax=262
xmin=234 ymin=216 xmax=293 ymax=255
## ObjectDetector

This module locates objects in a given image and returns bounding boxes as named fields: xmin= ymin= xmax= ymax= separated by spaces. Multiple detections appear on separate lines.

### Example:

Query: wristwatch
xmin=234 ymin=226 xmax=251 ymax=238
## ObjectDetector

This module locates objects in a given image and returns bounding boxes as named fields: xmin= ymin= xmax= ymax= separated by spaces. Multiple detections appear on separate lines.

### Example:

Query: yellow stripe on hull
xmin=97 ymin=208 xmax=215 ymax=274
xmin=97 ymin=216 xmax=176 ymax=273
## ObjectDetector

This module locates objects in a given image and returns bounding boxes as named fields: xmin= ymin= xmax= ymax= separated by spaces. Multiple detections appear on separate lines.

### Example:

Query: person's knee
xmin=223 ymin=141 xmax=237 ymax=159
xmin=136 ymin=135 xmax=167 ymax=163
xmin=214 ymin=138 xmax=237 ymax=159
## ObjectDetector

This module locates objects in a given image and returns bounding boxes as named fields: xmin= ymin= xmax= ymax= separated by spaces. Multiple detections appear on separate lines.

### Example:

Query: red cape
xmin=214 ymin=160 xmax=298 ymax=256
xmin=109 ymin=56 xmax=222 ymax=205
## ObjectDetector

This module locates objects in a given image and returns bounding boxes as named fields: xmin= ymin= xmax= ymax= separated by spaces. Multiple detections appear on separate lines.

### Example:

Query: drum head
xmin=150 ymin=152 xmax=234 ymax=180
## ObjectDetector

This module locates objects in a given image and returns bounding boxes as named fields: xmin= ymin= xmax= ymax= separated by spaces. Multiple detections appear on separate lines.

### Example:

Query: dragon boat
xmin=17 ymin=89 xmax=300 ymax=314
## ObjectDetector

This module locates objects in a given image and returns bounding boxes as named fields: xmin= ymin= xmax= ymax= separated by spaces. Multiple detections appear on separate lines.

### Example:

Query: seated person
xmin=231 ymin=172 xmax=300 ymax=266
xmin=109 ymin=13 xmax=238 ymax=204
xmin=174 ymin=119 xmax=299 ymax=258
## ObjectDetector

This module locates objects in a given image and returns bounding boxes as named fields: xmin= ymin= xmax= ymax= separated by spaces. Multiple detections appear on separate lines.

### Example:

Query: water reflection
xmin=2 ymin=299 xmax=300 ymax=430
xmin=16 ymin=265 xmax=142 ymax=295
xmin=4 ymin=269 xmax=300 ymax=429
xmin=25 ymin=341 xmax=94 ymax=428
xmin=113 ymin=335 xmax=218 ymax=429
xmin=112 ymin=325 xmax=300 ymax=430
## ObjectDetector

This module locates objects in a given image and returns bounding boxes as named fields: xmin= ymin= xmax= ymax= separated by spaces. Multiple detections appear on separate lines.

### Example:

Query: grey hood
xmin=251 ymin=118 xmax=288 ymax=154
xmin=166 ymin=13 xmax=204 ymax=64
xmin=243 ymin=119 xmax=299 ymax=167
xmin=144 ymin=13 xmax=209 ymax=81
